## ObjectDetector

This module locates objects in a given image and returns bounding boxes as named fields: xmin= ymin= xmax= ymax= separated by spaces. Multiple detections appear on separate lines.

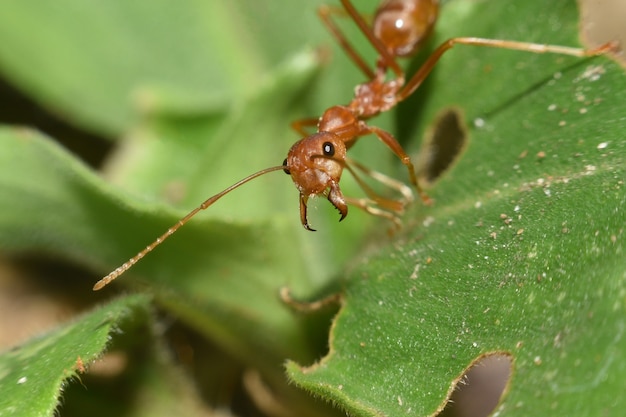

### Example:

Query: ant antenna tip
xmin=92 ymin=277 xmax=110 ymax=291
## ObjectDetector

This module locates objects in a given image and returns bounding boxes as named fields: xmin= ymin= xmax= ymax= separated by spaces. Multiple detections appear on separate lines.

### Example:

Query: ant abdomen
xmin=373 ymin=0 xmax=439 ymax=57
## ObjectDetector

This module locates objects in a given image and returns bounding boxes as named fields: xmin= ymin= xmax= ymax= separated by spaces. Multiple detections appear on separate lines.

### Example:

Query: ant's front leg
xmin=291 ymin=118 xmax=319 ymax=137
xmin=366 ymin=125 xmax=432 ymax=205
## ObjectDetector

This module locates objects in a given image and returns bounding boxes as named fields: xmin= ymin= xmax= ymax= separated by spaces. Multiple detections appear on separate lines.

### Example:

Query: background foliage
xmin=0 ymin=0 xmax=624 ymax=416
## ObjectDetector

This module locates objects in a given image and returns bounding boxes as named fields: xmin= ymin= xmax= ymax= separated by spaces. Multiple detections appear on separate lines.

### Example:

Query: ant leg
xmin=366 ymin=125 xmax=432 ymax=205
xmin=343 ymin=163 xmax=405 ymax=214
xmin=345 ymin=157 xmax=413 ymax=208
xmin=344 ymin=196 xmax=403 ymax=229
xmin=318 ymin=3 xmax=376 ymax=79
xmin=397 ymin=37 xmax=619 ymax=102
xmin=319 ymin=0 xmax=406 ymax=79
xmin=342 ymin=160 xmax=413 ymax=227
xmin=280 ymin=287 xmax=342 ymax=312
xmin=337 ymin=0 xmax=404 ymax=78
xmin=291 ymin=118 xmax=319 ymax=136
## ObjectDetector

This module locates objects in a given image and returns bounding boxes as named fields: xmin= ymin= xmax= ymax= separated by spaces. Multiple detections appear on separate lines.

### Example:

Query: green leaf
xmin=0 ymin=0 xmax=343 ymax=136
xmin=0 ymin=294 xmax=151 ymax=417
xmin=288 ymin=1 xmax=626 ymax=416
xmin=59 ymin=326 xmax=216 ymax=417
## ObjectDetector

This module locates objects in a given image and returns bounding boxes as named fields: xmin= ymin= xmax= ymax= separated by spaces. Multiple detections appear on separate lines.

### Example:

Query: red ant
xmin=93 ymin=0 xmax=617 ymax=291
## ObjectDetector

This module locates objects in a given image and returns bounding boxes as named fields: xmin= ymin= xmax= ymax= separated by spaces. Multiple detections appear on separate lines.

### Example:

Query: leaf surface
xmin=287 ymin=0 xmax=626 ymax=416
xmin=0 ymin=295 xmax=151 ymax=417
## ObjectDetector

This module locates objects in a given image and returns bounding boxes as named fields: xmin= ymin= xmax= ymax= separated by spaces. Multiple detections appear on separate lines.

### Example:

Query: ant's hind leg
xmin=319 ymin=0 xmax=406 ymax=79
xmin=397 ymin=37 xmax=619 ymax=102
xmin=335 ymin=0 xmax=405 ymax=77
xmin=318 ymin=3 xmax=376 ymax=79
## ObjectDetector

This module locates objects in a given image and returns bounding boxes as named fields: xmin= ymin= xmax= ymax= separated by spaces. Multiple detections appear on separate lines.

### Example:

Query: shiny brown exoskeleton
xmin=94 ymin=0 xmax=617 ymax=290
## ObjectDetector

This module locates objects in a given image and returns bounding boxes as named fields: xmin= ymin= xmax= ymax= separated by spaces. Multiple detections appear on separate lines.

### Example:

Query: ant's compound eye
xmin=282 ymin=158 xmax=290 ymax=175
xmin=322 ymin=142 xmax=335 ymax=157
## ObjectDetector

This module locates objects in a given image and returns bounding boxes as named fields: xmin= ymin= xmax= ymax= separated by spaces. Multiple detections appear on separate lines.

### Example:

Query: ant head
xmin=373 ymin=0 xmax=439 ymax=57
xmin=284 ymin=131 xmax=347 ymax=194
xmin=283 ymin=131 xmax=348 ymax=230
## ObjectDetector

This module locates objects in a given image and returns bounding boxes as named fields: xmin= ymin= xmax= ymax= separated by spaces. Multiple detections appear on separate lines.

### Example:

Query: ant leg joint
xmin=280 ymin=287 xmax=342 ymax=312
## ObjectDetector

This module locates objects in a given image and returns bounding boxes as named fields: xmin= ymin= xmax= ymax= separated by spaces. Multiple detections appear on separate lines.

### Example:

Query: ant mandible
xmin=93 ymin=0 xmax=617 ymax=290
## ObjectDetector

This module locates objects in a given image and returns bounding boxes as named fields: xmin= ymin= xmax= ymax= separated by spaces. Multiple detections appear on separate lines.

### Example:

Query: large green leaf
xmin=287 ymin=1 xmax=626 ymax=416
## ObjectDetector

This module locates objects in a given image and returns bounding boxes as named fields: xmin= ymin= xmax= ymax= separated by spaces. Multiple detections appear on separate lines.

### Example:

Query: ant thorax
xmin=351 ymin=75 xmax=404 ymax=117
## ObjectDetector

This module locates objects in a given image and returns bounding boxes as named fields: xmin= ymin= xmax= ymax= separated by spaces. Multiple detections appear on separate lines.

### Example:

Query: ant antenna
xmin=93 ymin=165 xmax=286 ymax=290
